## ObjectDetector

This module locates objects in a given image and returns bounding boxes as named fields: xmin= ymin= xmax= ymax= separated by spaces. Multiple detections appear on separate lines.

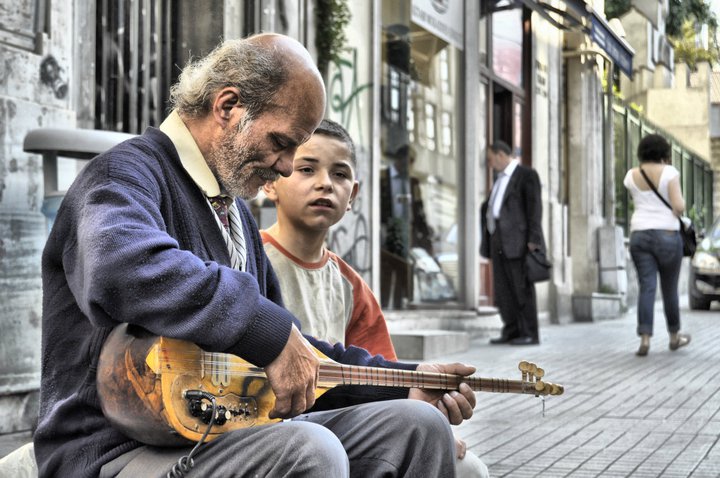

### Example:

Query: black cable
xmin=165 ymin=391 xmax=218 ymax=478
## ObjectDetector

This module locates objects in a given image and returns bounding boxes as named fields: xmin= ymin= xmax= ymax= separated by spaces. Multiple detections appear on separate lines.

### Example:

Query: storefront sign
xmin=411 ymin=0 xmax=464 ymax=50
xmin=589 ymin=12 xmax=634 ymax=77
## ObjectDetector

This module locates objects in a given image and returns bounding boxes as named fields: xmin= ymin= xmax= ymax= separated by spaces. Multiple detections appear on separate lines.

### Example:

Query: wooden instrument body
xmin=97 ymin=324 xmax=563 ymax=447
xmin=97 ymin=324 xmax=312 ymax=446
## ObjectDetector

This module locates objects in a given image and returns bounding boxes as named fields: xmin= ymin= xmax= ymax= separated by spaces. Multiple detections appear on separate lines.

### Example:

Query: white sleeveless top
xmin=623 ymin=165 xmax=680 ymax=232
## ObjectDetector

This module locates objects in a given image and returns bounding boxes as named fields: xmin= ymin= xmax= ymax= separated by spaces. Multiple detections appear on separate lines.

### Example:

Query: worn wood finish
xmin=97 ymin=324 xmax=563 ymax=446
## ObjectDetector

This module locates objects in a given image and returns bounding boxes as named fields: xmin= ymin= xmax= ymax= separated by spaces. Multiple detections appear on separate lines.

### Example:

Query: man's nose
xmin=274 ymin=149 xmax=296 ymax=177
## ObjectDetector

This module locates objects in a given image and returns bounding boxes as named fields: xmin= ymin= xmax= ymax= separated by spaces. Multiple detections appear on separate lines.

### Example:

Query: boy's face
xmin=264 ymin=133 xmax=359 ymax=232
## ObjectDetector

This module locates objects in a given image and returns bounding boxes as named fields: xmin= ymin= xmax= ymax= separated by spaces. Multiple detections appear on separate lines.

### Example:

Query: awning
xmin=516 ymin=0 xmax=635 ymax=77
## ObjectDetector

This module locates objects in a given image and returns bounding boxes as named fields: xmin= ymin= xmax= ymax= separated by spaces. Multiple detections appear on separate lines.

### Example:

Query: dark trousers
xmin=491 ymin=232 xmax=539 ymax=341
xmin=99 ymin=400 xmax=455 ymax=478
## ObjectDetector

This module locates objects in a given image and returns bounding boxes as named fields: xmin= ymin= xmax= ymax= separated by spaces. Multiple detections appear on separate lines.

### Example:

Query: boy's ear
xmin=346 ymin=180 xmax=360 ymax=211
xmin=262 ymin=180 xmax=279 ymax=202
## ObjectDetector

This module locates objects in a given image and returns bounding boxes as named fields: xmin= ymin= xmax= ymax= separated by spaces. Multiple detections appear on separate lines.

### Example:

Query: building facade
xmin=0 ymin=0 xmax=715 ymax=434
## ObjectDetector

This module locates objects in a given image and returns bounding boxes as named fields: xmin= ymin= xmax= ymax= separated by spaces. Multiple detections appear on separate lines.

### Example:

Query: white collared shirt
xmin=490 ymin=158 xmax=519 ymax=219
xmin=159 ymin=110 xmax=247 ymax=271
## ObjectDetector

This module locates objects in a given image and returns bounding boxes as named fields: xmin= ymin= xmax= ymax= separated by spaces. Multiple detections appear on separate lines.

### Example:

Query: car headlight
xmin=692 ymin=251 xmax=720 ymax=272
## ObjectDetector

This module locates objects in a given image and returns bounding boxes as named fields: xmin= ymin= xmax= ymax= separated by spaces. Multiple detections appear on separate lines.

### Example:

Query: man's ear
xmin=346 ymin=180 xmax=360 ymax=211
xmin=212 ymin=87 xmax=242 ymax=126
xmin=263 ymin=180 xmax=279 ymax=202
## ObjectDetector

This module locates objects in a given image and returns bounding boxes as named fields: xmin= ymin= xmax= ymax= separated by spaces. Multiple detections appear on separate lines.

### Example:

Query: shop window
xmin=441 ymin=111 xmax=452 ymax=155
xmin=425 ymin=103 xmax=437 ymax=152
xmin=380 ymin=0 xmax=462 ymax=309
xmin=390 ymin=68 xmax=402 ymax=123
xmin=439 ymin=49 xmax=451 ymax=94
xmin=408 ymin=99 xmax=416 ymax=143
xmin=492 ymin=7 xmax=523 ymax=87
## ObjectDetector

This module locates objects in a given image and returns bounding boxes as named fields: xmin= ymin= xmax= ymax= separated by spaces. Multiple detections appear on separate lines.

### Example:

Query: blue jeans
xmin=630 ymin=229 xmax=683 ymax=336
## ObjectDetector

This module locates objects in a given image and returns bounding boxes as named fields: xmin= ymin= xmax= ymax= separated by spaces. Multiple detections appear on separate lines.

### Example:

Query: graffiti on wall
xmin=325 ymin=48 xmax=372 ymax=276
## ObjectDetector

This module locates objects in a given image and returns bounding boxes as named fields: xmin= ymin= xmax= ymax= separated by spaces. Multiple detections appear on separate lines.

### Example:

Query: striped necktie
xmin=208 ymin=196 xmax=247 ymax=271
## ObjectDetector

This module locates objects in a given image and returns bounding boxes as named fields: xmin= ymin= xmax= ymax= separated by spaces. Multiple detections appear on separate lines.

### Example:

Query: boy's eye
xmin=298 ymin=166 xmax=314 ymax=174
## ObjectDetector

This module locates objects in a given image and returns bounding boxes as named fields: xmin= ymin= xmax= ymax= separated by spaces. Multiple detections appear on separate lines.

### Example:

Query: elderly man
xmin=34 ymin=34 xmax=475 ymax=478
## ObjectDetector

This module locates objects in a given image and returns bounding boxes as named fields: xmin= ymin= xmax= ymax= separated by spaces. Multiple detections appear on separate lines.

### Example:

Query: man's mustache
xmin=254 ymin=167 xmax=279 ymax=181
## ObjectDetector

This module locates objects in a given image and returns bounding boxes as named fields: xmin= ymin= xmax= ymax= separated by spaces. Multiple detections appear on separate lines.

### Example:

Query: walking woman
xmin=623 ymin=134 xmax=691 ymax=356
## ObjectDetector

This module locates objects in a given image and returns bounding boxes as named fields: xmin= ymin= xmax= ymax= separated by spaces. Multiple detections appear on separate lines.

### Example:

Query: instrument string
xmin=154 ymin=358 xmax=535 ymax=393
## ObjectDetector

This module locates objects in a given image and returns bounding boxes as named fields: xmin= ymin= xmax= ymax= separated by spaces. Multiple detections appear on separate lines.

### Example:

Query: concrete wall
xmin=0 ymin=0 xmax=79 ymax=433
xmin=645 ymin=63 xmax=711 ymax=160
xmin=531 ymin=11 xmax=567 ymax=321
xmin=566 ymin=53 xmax=606 ymax=296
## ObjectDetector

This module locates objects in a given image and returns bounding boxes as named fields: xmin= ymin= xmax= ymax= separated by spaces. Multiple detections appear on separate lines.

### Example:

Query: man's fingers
xmin=441 ymin=393 xmax=463 ymax=425
xmin=455 ymin=438 xmax=467 ymax=459
xmin=305 ymin=383 xmax=316 ymax=411
xmin=270 ymin=391 xmax=308 ymax=419
xmin=459 ymin=382 xmax=477 ymax=410
xmin=442 ymin=391 xmax=473 ymax=425
xmin=268 ymin=393 xmax=291 ymax=419
xmin=436 ymin=398 xmax=449 ymax=421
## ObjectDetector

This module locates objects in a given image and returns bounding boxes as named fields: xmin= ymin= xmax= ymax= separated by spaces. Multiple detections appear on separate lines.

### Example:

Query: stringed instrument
xmin=97 ymin=324 xmax=563 ymax=446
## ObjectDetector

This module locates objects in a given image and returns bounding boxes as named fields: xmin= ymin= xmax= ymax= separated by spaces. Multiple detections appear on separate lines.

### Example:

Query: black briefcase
xmin=526 ymin=248 xmax=551 ymax=283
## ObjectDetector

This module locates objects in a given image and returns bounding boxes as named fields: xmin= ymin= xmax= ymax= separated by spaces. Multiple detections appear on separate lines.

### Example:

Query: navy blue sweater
xmin=34 ymin=127 xmax=414 ymax=477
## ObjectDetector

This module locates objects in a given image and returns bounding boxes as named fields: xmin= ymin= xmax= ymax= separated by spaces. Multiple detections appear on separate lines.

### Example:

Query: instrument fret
xmin=155 ymin=348 xmax=557 ymax=396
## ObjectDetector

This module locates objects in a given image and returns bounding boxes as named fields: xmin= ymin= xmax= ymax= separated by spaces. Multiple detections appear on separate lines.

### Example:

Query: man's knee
xmin=386 ymin=400 xmax=454 ymax=442
xmin=273 ymin=422 xmax=349 ymax=475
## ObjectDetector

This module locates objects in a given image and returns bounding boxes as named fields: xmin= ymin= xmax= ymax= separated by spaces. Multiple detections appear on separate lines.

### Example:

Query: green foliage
xmin=666 ymin=0 xmax=717 ymax=38
xmin=315 ymin=0 xmax=352 ymax=78
xmin=672 ymin=19 xmax=720 ymax=68
xmin=688 ymin=204 xmax=707 ymax=231
xmin=604 ymin=0 xmax=631 ymax=20
xmin=605 ymin=0 xmax=720 ymax=69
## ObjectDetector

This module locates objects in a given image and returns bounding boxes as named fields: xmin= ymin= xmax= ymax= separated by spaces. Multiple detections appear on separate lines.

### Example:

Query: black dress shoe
xmin=510 ymin=336 xmax=539 ymax=346
xmin=489 ymin=335 xmax=513 ymax=344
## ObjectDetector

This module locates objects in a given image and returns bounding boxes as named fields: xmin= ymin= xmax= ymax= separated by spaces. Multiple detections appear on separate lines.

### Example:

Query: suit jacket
xmin=480 ymin=164 xmax=544 ymax=260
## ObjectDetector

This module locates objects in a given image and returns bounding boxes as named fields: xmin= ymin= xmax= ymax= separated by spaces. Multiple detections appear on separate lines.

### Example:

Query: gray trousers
xmin=100 ymin=399 xmax=456 ymax=478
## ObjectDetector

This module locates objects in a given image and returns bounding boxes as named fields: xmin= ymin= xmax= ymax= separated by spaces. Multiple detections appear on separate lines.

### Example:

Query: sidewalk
xmin=3 ymin=301 xmax=718 ymax=478
xmin=444 ymin=300 xmax=720 ymax=478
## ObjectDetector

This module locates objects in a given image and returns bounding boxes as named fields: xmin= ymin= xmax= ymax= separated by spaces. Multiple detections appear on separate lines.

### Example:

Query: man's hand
xmin=408 ymin=362 xmax=476 ymax=425
xmin=264 ymin=324 xmax=320 ymax=419
xmin=455 ymin=437 xmax=467 ymax=459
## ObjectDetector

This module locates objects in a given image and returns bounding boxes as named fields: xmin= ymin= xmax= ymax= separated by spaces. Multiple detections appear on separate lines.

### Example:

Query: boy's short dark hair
xmin=637 ymin=134 xmax=671 ymax=164
xmin=314 ymin=119 xmax=356 ymax=164
xmin=489 ymin=141 xmax=512 ymax=156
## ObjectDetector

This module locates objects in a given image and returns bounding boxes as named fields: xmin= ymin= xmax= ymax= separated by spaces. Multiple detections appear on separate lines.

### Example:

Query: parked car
xmin=688 ymin=216 xmax=720 ymax=310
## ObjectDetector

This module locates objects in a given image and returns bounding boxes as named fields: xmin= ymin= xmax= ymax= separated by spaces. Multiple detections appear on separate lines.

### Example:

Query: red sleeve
xmin=334 ymin=255 xmax=398 ymax=361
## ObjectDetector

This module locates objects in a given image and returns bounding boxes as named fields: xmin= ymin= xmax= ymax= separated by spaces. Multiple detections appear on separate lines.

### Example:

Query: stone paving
xmin=445 ymin=301 xmax=720 ymax=478
xmin=3 ymin=301 xmax=719 ymax=478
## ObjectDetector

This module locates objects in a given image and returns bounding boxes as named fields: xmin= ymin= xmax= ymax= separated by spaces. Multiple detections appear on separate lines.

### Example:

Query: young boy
xmin=262 ymin=119 xmax=488 ymax=478
xmin=261 ymin=119 xmax=396 ymax=359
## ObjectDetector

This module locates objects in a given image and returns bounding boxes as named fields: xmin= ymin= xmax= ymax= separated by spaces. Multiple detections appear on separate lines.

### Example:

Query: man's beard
xmin=209 ymin=125 xmax=279 ymax=200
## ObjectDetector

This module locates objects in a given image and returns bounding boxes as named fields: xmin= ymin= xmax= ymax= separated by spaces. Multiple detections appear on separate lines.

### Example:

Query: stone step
xmin=390 ymin=330 xmax=470 ymax=361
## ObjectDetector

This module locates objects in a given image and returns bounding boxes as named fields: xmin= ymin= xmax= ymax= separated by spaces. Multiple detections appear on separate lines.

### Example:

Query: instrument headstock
xmin=518 ymin=360 xmax=564 ymax=396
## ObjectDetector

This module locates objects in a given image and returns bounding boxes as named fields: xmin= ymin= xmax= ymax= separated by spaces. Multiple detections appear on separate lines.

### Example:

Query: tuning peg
xmin=534 ymin=380 xmax=546 ymax=393
xmin=518 ymin=361 xmax=530 ymax=372
xmin=535 ymin=367 xmax=545 ymax=379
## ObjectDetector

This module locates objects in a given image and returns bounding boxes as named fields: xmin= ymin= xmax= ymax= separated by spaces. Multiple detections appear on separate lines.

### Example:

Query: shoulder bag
xmin=638 ymin=167 xmax=697 ymax=257
xmin=526 ymin=245 xmax=551 ymax=282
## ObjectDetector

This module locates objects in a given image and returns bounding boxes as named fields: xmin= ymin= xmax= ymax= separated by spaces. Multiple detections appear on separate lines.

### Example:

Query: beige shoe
xmin=669 ymin=333 xmax=691 ymax=351
xmin=636 ymin=334 xmax=650 ymax=356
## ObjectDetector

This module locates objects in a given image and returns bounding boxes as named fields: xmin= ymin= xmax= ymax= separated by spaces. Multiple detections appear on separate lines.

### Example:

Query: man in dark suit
xmin=480 ymin=141 xmax=545 ymax=345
